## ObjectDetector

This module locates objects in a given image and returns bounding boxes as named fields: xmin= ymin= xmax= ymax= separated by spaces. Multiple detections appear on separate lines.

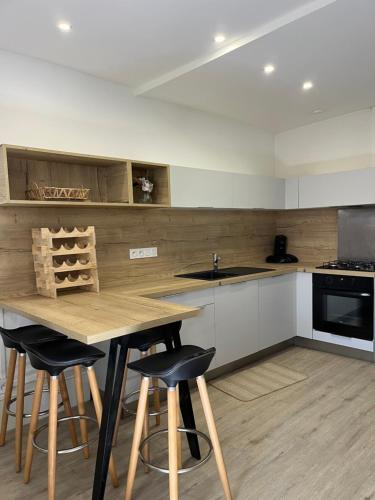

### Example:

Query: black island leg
xmin=92 ymin=337 xmax=129 ymax=500
xmin=170 ymin=325 xmax=201 ymax=460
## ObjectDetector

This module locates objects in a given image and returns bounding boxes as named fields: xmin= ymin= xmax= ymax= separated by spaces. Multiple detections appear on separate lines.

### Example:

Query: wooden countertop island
xmin=0 ymin=290 xmax=200 ymax=344
xmin=2 ymin=260 xmax=371 ymax=346
xmin=0 ymin=264 xmax=301 ymax=345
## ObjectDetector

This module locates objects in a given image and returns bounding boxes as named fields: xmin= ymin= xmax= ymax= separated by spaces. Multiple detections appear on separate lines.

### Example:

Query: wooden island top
xmin=0 ymin=290 xmax=201 ymax=345
xmin=0 ymin=264 xmax=297 ymax=344
xmin=2 ymin=260 xmax=372 ymax=345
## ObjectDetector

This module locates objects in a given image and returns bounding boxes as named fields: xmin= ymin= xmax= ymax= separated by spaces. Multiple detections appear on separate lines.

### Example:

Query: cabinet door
xmin=161 ymin=290 xmax=216 ymax=367
xmin=170 ymin=166 xmax=233 ymax=208
xmin=214 ymin=280 xmax=259 ymax=367
xmin=285 ymin=177 xmax=299 ymax=209
xmin=259 ymin=274 xmax=296 ymax=350
xmin=232 ymin=174 xmax=285 ymax=209
xmin=299 ymin=167 xmax=375 ymax=208
xmin=296 ymin=273 xmax=313 ymax=339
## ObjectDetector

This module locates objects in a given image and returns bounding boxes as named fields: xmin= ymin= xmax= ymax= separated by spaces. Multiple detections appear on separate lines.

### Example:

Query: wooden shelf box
xmin=128 ymin=161 xmax=171 ymax=206
xmin=0 ymin=145 xmax=170 ymax=208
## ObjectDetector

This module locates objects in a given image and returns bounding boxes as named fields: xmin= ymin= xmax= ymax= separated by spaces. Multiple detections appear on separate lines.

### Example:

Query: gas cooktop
xmin=317 ymin=260 xmax=375 ymax=272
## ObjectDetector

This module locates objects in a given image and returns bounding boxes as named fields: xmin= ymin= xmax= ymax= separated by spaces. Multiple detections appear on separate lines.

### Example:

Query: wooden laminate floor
xmin=2 ymin=346 xmax=375 ymax=500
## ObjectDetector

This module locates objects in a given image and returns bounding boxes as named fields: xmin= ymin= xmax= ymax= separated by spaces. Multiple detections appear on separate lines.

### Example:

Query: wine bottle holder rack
xmin=32 ymin=226 xmax=99 ymax=298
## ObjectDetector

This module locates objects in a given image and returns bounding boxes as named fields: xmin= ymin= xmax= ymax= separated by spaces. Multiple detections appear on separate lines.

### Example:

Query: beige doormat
xmin=209 ymin=362 xmax=307 ymax=402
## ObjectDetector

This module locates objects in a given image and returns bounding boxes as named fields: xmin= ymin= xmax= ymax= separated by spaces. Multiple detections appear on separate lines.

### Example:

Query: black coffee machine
xmin=266 ymin=235 xmax=298 ymax=264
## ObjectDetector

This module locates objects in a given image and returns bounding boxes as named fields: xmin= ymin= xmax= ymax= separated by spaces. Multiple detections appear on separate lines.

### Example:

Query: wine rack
xmin=32 ymin=226 xmax=99 ymax=298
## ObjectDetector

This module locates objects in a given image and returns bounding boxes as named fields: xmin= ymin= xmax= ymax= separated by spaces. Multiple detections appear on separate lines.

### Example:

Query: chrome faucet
xmin=212 ymin=253 xmax=221 ymax=272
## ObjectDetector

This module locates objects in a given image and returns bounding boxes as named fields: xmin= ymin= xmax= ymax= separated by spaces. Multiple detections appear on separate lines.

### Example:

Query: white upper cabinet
xmin=170 ymin=166 xmax=285 ymax=209
xmin=285 ymin=177 xmax=299 ymax=209
xmin=298 ymin=167 xmax=375 ymax=208
xmin=232 ymin=174 xmax=285 ymax=209
xmin=170 ymin=166 xmax=233 ymax=208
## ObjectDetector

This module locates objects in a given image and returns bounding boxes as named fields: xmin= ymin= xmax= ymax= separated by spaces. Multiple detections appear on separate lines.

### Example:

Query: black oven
xmin=313 ymin=274 xmax=374 ymax=341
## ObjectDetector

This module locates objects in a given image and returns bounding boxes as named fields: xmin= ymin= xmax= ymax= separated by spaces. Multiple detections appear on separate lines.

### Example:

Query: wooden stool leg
xmin=24 ymin=370 xmax=45 ymax=483
xmin=176 ymin=384 xmax=182 ymax=470
xmin=86 ymin=366 xmax=119 ymax=488
xmin=113 ymin=348 xmax=130 ymax=446
xmin=141 ymin=351 xmax=150 ymax=473
xmin=125 ymin=377 xmax=150 ymax=500
xmin=73 ymin=365 xmax=89 ymax=458
xmin=196 ymin=376 xmax=232 ymax=500
xmin=48 ymin=376 xmax=58 ymax=500
xmin=150 ymin=345 xmax=161 ymax=426
xmin=168 ymin=388 xmax=179 ymax=500
xmin=0 ymin=348 xmax=17 ymax=446
xmin=15 ymin=352 xmax=26 ymax=472
xmin=58 ymin=373 xmax=78 ymax=448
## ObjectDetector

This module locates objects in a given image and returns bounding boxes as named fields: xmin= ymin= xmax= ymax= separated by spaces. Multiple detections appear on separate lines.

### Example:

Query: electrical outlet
xmin=129 ymin=247 xmax=158 ymax=259
xmin=129 ymin=249 xmax=138 ymax=259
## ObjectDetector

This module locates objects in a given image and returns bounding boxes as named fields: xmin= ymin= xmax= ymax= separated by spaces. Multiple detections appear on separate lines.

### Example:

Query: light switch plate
xmin=129 ymin=247 xmax=158 ymax=259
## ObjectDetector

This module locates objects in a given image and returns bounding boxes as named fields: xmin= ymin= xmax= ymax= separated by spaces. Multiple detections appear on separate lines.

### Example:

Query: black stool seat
xmin=21 ymin=338 xmax=105 ymax=376
xmin=127 ymin=325 xmax=174 ymax=352
xmin=127 ymin=345 xmax=216 ymax=387
xmin=0 ymin=325 xmax=65 ymax=352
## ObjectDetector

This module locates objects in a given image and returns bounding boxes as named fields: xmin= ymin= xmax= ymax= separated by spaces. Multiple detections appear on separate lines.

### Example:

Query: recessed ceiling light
xmin=302 ymin=80 xmax=314 ymax=91
xmin=57 ymin=22 xmax=72 ymax=32
xmin=214 ymin=34 xmax=226 ymax=43
xmin=313 ymin=109 xmax=324 ymax=114
xmin=264 ymin=64 xmax=275 ymax=75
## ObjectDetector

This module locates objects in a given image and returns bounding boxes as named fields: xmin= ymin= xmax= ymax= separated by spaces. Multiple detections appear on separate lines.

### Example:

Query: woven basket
xmin=26 ymin=183 xmax=90 ymax=201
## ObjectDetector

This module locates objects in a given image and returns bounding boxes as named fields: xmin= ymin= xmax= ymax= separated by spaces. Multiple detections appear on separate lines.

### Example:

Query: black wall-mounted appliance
xmin=266 ymin=235 xmax=298 ymax=264
xmin=313 ymin=274 xmax=374 ymax=341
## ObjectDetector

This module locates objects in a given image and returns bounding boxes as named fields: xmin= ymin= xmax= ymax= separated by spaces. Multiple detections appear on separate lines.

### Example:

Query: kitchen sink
xmin=175 ymin=266 xmax=274 ymax=281
xmin=175 ymin=270 xmax=236 ymax=281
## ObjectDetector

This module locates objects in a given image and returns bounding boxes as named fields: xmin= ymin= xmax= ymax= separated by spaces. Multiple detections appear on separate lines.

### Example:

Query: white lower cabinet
xmin=296 ymin=272 xmax=313 ymax=339
xmin=258 ymin=274 xmax=296 ymax=350
xmin=214 ymin=280 xmax=259 ymax=367
xmin=161 ymin=289 xmax=216 ymax=367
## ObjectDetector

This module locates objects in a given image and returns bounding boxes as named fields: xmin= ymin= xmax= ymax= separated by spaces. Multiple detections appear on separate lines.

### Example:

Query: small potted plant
xmin=134 ymin=177 xmax=154 ymax=204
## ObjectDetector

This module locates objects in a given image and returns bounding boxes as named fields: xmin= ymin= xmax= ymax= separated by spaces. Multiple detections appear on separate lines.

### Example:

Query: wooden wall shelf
xmin=0 ymin=145 xmax=171 ymax=208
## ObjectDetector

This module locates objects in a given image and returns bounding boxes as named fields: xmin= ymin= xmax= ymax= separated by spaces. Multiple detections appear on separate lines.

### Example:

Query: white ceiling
xmin=0 ymin=0 xmax=374 ymax=132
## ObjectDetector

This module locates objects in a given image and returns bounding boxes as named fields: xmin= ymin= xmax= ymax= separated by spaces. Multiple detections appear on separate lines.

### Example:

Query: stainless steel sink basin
xmin=175 ymin=266 xmax=274 ymax=281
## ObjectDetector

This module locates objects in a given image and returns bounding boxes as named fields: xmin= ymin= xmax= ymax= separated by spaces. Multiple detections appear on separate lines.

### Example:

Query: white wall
xmin=0 ymin=50 xmax=275 ymax=176
xmin=275 ymin=108 xmax=375 ymax=177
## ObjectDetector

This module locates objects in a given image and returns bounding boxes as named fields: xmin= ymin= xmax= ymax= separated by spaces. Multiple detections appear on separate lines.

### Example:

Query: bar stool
xmin=113 ymin=326 xmax=175 ymax=446
xmin=21 ymin=338 xmax=119 ymax=500
xmin=124 ymin=345 xmax=232 ymax=500
xmin=0 ymin=325 xmax=66 ymax=472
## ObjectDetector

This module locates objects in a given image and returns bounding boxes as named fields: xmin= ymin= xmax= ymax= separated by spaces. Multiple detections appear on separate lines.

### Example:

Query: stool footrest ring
xmin=32 ymin=415 xmax=97 ymax=455
xmin=6 ymin=388 xmax=63 ymax=418
xmin=139 ymin=427 xmax=212 ymax=475
xmin=122 ymin=386 xmax=168 ymax=417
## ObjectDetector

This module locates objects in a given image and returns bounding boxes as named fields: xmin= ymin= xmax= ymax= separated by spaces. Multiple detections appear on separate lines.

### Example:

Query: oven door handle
xmin=319 ymin=289 xmax=373 ymax=298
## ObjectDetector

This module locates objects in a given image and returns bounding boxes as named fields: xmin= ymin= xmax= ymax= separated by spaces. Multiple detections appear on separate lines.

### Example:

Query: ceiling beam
xmin=133 ymin=0 xmax=337 ymax=96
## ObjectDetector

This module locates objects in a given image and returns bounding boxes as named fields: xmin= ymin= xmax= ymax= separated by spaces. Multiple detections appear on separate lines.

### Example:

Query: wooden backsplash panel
xmin=275 ymin=208 xmax=338 ymax=262
xmin=0 ymin=207 xmax=275 ymax=298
